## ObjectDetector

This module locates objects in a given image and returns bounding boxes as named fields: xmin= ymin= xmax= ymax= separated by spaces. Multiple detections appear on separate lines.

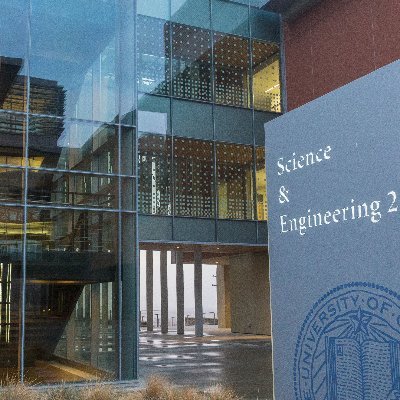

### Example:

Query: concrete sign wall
xmin=265 ymin=60 xmax=400 ymax=400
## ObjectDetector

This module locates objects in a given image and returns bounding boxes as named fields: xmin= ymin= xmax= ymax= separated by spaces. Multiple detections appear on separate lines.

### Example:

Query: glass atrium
xmin=0 ymin=0 xmax=280 ymax=384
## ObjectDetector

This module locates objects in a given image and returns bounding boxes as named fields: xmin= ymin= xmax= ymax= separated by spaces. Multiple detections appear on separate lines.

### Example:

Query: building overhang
xmin=264 ymin=0 xmax=324 ymax=20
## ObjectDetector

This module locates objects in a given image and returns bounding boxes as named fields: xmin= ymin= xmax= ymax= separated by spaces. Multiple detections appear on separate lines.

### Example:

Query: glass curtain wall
xmin=137 ymin=0 xmax=280 ymax=222
xmin=0 ymin=0 xmax=137 ymax=384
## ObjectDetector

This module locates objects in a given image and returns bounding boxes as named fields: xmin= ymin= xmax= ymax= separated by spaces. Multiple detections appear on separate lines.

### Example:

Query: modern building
xmin=0 ymin=0 xmax=281 ymax=385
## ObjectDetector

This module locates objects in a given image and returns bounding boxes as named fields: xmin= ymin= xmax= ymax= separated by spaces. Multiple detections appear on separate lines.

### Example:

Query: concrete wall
xmin=284 ymin=0 xmax=400 ymax=110
xmin=225 ymin=253 xmax=271 ymax=335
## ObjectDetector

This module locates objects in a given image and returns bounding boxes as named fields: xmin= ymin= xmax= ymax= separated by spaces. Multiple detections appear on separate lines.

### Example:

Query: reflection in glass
xmin=121 ymin=127 xmax=136 ymax=176
xmin=0 ymin=207 xmax=23 ymax=380
xmin=30 ymin=0 xmax=117 ymax=121
xmin=119 ymin=0 xmax=136 ymax=127
xmin=256 ymin=147 xmax=267 ymax=220
xmin=217 ymin=143 xmax=254 ymax=219
xmin=0 ymin=169 xmax=23 ymax=204
xmin=137 ymin=15 xmax=170 ymax=96
xmin=214 ymin=33 xmax=250 ymax=107
xmin=24 ymin=208 xmax=118 ymax=382
xmin=53 ymin=282 xmax=117 ymax=376
xmin=138 ymin=135 xmax=172 ymax=215
xmin=174 ymin=138 xmax=214 ymax=217
xmin=252 ymin=40 xmax=281 ymax=112
xmin=171 ymin=0 xmax=211 ymax=30
xmin=0 ymin=0 xmax=28 ymax=113
xmin=214 ymin=105 xmax=252 ymax=144
xmin=0 ymin=0 xmax=139 ymax=385
xmin=172 ymin=23 xmax=212 ymax=102
xmin=27 ymin=170 xmax=118 ymax=209
xmin=212 ymin=0 xmax=249 ymax=37
xmin=250 ymin=7 xmax=280 ymax=42
xmin=137 ymin=0 xmax=170 ymax=20
xmin=29 ymin=117 xmax=117 ymax=174
xmin=0 ymin=112 xmax=25 ymax=167
xmin=29 ymin=1 xmax=135 ymax=123
xmin=172 ymin=99 xmax=213 ymax=140
xmin=138 ymin=94 xmax=170 ymax=136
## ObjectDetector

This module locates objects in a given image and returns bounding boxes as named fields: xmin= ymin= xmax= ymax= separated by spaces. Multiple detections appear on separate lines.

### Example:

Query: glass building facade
xmin=0 ymin=0 xmax=280 ymax=385
xmin=137 ymin=0 xmax=280 ymax=245
xmin=0 ymin=0 xmax=137 ymax=383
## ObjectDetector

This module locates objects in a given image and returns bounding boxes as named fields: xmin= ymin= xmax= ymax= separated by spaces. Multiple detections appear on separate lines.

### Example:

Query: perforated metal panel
xmin=213 ymin=33 xmax=250 ymax=107
xmin=174 ymin=138 xmax=215 ymax=217
xmin=252 ymin=40 xmax=281 ymax=112
xmin=172 ymin=23 xmax=212 ymax=101
xmin=217 ymin=142 xmax=254 ymax=219
xmin=137 ymin=15 xmax=171 ymax=95
xmin=138 ymin=135 xmax=172 ymax=215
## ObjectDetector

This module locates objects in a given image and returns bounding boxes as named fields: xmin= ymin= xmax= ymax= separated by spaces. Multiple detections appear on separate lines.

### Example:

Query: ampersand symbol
xmin=279 ymin=186 xmax=289 ymax=204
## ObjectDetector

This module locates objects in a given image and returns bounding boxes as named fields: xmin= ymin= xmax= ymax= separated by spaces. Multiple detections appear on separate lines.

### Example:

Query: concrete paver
xmin=139 ymin=327 xmax=273 ymax=400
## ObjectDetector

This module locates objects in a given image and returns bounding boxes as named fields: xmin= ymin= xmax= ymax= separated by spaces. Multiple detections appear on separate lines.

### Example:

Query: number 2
xmin=388 ymin=191 xmax=398 ymax=213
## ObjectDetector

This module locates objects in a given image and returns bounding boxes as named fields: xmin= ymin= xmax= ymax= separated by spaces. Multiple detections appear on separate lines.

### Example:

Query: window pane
xmin=252 ymin=40 xmax=281 ymax=112
xmin=121 ymin=127 xmax=136 ymax=176
xmin=137 ymin=0 xmax=170 ymax=20
xmin=174 ymin=138 xmax=215 ymax=218
xmin=172 ymin=23 xmax=212 ymax=102
xmin=138 ymin=135 xmax=172 ymax=215
xmin=214 ymin=33 xmax=250 ymax=107
xmin=137 ymin=15 xmax=171 ymax=96
xmin=29 ymin=117 xmax=118 ymax=174
xmin=25 ymin=208 xmax=118 ymax=382
xmin=214 ymin=105 xmax=252 ymax=144
xmin=121 ymin=178 xmax=136 ymax=212
xmin=250 ymin=8 xmax=280 ymax=42
xmin=138 ymin=94 xmax=171 ymax=136
xmin=171 ymin=0 xmax=211 ymax=29
xmin=0 ymin=111 xmax=25 ymax=167
xmin=27 ymin=170 xmax=119 ymax=209
xmin=256 ymin=147 xmax=267 ymax=220
xmin=0 ymin=206 xmax=23 ymax=380
xmin=217 ymin=143 xmax=254 ymax=219
xmin=0 ymin=168 xmax=24 ymax=204
xmin=29 ymin=1 xmax=119 ymax=122
xmin=0 ymin=0 xmax=28 ymax=113
xmin=119 ymin=0 xmax=136 ymax=126
xmin=172 ymin=99 xmax=213 ymax=140
xmin=254 ymin=110 xmax=276 ymax=146
xmin=212 ymin=0 xmax=249 ymax=37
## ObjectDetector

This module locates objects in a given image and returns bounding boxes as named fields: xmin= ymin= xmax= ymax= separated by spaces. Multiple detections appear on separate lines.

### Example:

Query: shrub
xmin=0 ymin=376 xmax=241 ymax=400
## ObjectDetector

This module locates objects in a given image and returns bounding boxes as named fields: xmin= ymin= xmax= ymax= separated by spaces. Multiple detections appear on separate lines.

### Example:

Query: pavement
xmin=139 ymin=326 xmax=274 ymax=400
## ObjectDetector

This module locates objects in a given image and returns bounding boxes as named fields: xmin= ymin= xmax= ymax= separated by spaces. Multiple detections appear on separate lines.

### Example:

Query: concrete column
xmin=216 ymin=265 xmax=231 ymax=329
xmin=160 ymin=250 xmax=168 ymax=334
xmin=146 ymin=250 xmax=154 ymax=332
xmin=229 ymin=252 xmax=270 ymax=335
xmin=176 ymin=251 xmax=184 ymax=334
xmin=90 ymin=283 xmax=100 ymax=367
xmin=194 ymin=248 xmax=203 ymax=337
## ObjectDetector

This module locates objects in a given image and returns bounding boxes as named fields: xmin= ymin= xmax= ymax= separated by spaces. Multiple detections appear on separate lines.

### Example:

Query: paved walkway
xmin=139 ymin=327 xmax=273 ymax=400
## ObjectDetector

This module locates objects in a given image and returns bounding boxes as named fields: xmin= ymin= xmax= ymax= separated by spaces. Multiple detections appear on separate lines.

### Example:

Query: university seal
xmin=294 ymin=282 xmax=400 ymax=400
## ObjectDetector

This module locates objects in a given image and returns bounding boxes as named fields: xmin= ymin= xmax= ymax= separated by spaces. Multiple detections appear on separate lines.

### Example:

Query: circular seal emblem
xmin=294 ymin=282 xmax=400 ymax=400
